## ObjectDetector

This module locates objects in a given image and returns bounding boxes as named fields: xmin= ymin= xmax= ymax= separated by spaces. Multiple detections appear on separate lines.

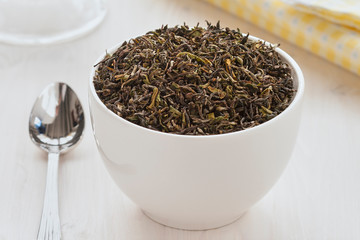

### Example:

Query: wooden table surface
xmin=1 ymin=0 xmax=360 ymax=239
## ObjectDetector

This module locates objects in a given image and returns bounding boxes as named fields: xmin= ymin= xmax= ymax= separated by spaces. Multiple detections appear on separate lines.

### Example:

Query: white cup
xmin=88 ymin=35 xmax=305 ymax=230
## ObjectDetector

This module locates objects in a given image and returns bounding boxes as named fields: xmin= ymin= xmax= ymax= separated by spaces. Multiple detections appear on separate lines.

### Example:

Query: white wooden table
xmin=1 ymin=0 xmax=360 ymax=239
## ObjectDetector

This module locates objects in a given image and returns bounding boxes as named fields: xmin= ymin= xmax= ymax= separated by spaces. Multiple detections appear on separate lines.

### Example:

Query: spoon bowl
xmin=29 ymin=82 xmax=84 ymax=152
xmin=29 ymin=82 xmax=84 ymax=240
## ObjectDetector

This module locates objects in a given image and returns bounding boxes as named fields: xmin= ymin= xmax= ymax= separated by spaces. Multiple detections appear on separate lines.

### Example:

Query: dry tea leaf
xmin=94 ymin=22 xmax=295 ymax=135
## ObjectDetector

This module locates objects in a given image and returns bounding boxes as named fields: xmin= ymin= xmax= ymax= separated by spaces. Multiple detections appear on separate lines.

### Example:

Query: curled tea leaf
xmin=94 ymin=22 xmax=295 ymax=135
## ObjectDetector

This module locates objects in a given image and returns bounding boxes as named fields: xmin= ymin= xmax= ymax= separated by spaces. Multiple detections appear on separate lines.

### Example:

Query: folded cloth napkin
xmin=203 ymin=0 xmax=360 ymax=76
xmin=285 ymin=0 xmax=360 ymax=31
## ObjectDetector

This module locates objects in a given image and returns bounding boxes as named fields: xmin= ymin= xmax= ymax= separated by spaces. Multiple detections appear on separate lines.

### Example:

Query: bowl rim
xmin=89 ymin=34 xmax=305 ymax=138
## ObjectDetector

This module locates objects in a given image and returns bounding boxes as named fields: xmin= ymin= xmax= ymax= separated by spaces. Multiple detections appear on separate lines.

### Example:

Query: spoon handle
xmin=37 ymin=152 xmax=61 ymax=240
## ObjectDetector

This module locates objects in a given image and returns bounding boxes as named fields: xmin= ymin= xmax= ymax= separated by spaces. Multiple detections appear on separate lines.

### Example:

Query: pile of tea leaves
xmin=94 ymin=22 xmax=295 ymax=135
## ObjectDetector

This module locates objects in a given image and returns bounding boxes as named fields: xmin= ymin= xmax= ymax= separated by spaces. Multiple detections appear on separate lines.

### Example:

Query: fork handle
xmin=37 ymin=152 xmax=61 ymax=240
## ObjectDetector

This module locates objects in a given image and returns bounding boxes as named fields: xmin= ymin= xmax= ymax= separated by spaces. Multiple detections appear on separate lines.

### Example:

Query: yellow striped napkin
xmin=203 ymin=0 xmax=360 ymax=76
xmin=285 ymin=0 xmax=360 ymax=31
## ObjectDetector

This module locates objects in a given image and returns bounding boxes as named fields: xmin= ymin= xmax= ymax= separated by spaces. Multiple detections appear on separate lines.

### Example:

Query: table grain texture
xmin=1 ymin=0 xmax=360 ymax=239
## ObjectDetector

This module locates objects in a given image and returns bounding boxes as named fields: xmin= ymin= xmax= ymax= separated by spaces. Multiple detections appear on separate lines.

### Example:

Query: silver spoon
xmin=29 ymin=82 xmax=85 ymax=240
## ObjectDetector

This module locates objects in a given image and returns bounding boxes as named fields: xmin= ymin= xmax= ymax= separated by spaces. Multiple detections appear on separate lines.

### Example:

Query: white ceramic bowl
xmin=88 ymin=35 xmax=305 ymax=230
